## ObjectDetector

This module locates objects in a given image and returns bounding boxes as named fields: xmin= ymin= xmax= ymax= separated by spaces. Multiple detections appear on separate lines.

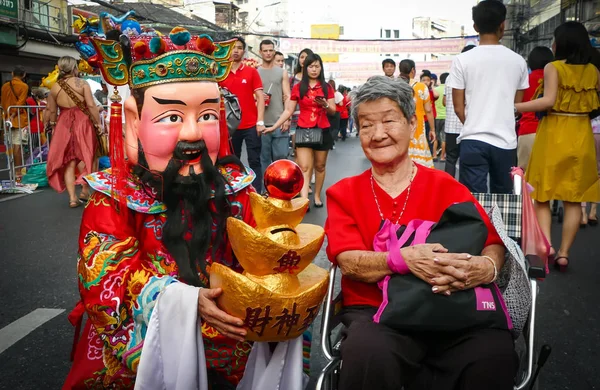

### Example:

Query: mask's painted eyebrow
xmin=153 ymin=96 xmax=187 ymax=106
xmin=201 ymin=98 xmax=220 ymax=104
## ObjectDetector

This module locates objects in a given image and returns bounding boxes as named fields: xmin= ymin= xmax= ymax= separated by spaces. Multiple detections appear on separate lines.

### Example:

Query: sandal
xmin=548 ymin=247 xmax=556 ymax=264
xmin=589 ymin=216 xmax=598 ymax=226
xmin=553 ymin=256 xmax=569 ymax=273
xmin=69 ymin=200 xmax=81 ymax=208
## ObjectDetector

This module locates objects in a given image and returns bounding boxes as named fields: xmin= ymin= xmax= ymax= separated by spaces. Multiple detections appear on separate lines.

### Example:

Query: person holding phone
xmin=265 ymin=53 xmax=336 ymax=208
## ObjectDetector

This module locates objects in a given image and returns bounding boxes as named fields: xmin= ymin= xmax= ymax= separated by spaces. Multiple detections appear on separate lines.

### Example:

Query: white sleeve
xmin=447 ymin=57 xmax=465 ymax=89
xmin=134 ymin=283 xmax=208 ymax=390
xmin=334 ymin=91 xmax=344 ymax=105
xmin=518 ymin=59 xmax=529 ymax=90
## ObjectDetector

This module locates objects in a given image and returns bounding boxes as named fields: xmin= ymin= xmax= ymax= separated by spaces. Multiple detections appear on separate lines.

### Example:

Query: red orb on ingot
xmin=264 ymin=160 xmax=304 ymax=200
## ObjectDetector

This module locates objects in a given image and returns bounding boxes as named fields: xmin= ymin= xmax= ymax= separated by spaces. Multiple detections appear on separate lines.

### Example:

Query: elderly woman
xmin=324 ymin=76 xmax=517 ymax=390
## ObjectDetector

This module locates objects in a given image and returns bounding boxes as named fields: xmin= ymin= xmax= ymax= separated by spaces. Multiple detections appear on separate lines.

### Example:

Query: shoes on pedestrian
xmin=553 ymin=256 xmax=569 ymax=272
xmin=580 ymin=213 xmax=588 ymax=228
xmin=69 ymin=200 xmax=82 ymax=208
xmin=314 ymin=201 xmax=324 ymax=208
xmin=589 ymin=216 xmax=598 ymax=226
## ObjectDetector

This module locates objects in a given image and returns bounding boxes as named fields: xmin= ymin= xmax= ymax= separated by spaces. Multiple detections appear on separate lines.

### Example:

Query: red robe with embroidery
xmin=63 ymin=166 xmax=256 ymax=389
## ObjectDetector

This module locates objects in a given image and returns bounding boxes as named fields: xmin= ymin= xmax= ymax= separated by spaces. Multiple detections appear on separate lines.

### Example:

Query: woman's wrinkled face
xmin=357 ymin=98 xmax=416 ymax=166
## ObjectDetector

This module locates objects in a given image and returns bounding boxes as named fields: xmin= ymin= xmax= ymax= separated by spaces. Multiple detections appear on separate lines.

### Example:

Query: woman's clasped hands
xmin=398 ymin=244 xmax=495 ymax=296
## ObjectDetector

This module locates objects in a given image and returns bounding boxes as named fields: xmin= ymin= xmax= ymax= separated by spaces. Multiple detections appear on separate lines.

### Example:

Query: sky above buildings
xmin=336 ymin=0 xmax=479 ymax=39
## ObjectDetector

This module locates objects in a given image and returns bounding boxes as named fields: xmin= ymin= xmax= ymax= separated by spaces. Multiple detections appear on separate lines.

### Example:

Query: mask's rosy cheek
xmin=138 ymin=119 xmax=180 ymax=171
xmin=202 ymin=122 xmax=220 ymax=161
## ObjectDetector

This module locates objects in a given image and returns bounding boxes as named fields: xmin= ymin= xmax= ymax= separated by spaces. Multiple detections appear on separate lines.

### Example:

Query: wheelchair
xmin=315 ymin=173 xmax=551 ymax=390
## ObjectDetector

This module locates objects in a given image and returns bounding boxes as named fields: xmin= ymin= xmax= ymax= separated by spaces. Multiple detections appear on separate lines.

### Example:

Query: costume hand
xmin=197 ymin=288 xmax=247 ymax=342
xmin=257 ymin=124 xmax=266 ymax=134
xmin=429 ymin=256 xmax=495 ymax=295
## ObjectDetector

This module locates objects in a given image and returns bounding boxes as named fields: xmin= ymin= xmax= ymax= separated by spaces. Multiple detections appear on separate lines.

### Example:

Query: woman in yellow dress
xmin=399 ymin=59 xmax=435 ymax=167
xmin=516 ymin=21 xmax=600 ymax=272
xmin=409 ymin=79 xmax=435 ymax=168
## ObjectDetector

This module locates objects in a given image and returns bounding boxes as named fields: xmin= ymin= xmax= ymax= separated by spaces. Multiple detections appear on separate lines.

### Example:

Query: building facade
xmin=0 ymin=0 xmax=78 ymax=86
xmin=505 ymin=0 xmax=599 ymax=56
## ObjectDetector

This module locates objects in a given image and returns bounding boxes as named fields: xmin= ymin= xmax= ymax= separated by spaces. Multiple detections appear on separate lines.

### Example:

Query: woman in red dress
xmin=44 ymin=56 xmax=99 ymax=207
xmin=266 ymin=53 xmax=337 ymax=208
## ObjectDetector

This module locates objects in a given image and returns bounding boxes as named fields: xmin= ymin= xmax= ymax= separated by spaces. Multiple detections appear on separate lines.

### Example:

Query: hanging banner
xmin=280 ymin=37 xmax=475 ymax=55
xmin=324 ymin=60 xmax=452 ymax=84
xmin=324 ymin=60 xmax=452 ymax=72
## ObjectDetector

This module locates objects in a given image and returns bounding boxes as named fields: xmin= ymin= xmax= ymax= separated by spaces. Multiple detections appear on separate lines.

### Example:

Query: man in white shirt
xmin=448 ymin=0 xmax=528 ymax=194
xmin=444 ymin=45 xmax=476 ymax=179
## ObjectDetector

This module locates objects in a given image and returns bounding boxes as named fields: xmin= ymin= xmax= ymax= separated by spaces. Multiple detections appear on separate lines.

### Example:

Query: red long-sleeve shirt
xmin=325 ymin=164 xmax=502 ymax=308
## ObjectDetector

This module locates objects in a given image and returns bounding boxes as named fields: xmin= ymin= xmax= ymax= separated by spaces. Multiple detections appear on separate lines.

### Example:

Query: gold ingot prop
xmin=210 ymin=263 xmax=328 ymax=341
xmin=210 ymin=160 xmax=329 ymax=342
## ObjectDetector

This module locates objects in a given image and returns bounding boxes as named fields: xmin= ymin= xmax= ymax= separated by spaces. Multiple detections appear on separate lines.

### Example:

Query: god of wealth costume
xmin=64 ymin=17 xmax=328 ymax=390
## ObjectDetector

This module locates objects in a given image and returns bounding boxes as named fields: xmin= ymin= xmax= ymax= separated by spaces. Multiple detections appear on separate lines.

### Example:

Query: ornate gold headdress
xmin=88 ymin=28 xmax=235 ymax=89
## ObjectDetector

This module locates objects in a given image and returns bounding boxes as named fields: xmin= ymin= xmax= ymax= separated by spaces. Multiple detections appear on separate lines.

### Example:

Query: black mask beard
xmin=133 ymin=140 xmax=244 ymax=287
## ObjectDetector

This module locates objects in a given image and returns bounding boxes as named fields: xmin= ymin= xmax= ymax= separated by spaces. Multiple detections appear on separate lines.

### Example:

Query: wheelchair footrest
xmin=526 ymin=254 xmax=546 ymax=279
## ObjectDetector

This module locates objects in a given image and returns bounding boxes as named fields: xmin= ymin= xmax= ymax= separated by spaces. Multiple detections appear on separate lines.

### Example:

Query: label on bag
xmin=474 ymin=287 xmax=496 ymax=311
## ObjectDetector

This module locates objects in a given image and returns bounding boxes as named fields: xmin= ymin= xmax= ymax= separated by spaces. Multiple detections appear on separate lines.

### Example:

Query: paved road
xmin=0 ymin=137 xmax=598 ymax=390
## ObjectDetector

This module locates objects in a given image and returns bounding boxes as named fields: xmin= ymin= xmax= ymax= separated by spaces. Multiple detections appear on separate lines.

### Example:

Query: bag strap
xmin=409 ymin=220 xmax=436 ymax=245
xmin=8 ymin=81 xmax=19 ymax=100
xmin=57 ymin=79 xmax=97 ymax=128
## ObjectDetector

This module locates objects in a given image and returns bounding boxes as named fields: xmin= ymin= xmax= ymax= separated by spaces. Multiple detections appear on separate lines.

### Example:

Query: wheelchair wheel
xmin=557 ymin=207 xmax=564 ymax=223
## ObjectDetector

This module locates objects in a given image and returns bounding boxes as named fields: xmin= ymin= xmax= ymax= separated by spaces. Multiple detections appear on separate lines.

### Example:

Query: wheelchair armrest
xmin=525 ymin=254 xmax=546 ymax=279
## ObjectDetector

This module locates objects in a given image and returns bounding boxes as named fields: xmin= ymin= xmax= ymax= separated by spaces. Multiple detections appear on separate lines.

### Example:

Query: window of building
xmin=393 ymin=29 xmax=399 ymax=38
xmin=385 ymin=29 xmax=391 ymax=38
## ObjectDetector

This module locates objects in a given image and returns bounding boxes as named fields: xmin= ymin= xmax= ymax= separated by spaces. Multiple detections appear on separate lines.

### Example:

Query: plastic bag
xmin=25 ymin=144 xmax=49 ymax=166
xmin=21 ymin=163 xmax=48 ymax=187
xmin=511 ymin=167 xmax=550 ymax=274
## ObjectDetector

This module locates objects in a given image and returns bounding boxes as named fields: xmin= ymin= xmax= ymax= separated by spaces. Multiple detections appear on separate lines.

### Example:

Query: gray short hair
xmin=351 ymin=76 xmax=416 ymax=129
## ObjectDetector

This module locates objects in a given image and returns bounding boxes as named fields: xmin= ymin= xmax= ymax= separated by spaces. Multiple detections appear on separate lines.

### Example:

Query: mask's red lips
xmin=186 ymin=157 xmax=201 ymax=165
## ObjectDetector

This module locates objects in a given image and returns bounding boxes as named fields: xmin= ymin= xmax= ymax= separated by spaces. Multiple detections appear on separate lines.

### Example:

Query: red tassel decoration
xmin=108 ymin=87 xmax=128 ymax=213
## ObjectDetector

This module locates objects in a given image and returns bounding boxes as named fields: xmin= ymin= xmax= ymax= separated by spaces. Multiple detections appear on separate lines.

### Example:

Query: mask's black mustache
xmin=173 ymin=140 xmax=207 ymax=161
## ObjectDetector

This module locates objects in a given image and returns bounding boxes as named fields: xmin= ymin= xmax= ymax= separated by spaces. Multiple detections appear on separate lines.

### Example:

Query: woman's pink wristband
xmin=387 ymin=248 xmax=410 ymax=274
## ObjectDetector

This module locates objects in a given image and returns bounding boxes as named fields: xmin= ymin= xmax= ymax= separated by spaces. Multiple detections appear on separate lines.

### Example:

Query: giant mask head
xmin=85 ymin=27 xmax=241 ymax=286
